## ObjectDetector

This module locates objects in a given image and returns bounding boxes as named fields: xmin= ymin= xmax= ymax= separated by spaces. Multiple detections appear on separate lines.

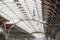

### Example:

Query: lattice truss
xmin=0 ymin=0 xmax=45 ymax=38
xmin=43 ymin=0 xmax=60 ymax=38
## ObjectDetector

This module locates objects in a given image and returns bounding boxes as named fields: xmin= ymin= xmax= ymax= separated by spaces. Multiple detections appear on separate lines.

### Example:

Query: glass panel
xmin=0 ymin=0 xmax=45 ymax=39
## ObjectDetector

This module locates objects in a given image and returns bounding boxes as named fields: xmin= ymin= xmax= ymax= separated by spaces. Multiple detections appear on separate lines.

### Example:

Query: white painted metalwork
xmin=0 ymin=0 xmax=46 ymax=38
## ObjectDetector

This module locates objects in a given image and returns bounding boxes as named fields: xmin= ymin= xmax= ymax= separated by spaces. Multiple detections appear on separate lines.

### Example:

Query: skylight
xmin=0 ymin=0 xmax=45 ymax=38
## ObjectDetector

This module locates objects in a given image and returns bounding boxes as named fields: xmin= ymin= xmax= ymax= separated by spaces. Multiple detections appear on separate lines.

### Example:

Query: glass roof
xmin=0 ymin=0 xmax=45 ymax=38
